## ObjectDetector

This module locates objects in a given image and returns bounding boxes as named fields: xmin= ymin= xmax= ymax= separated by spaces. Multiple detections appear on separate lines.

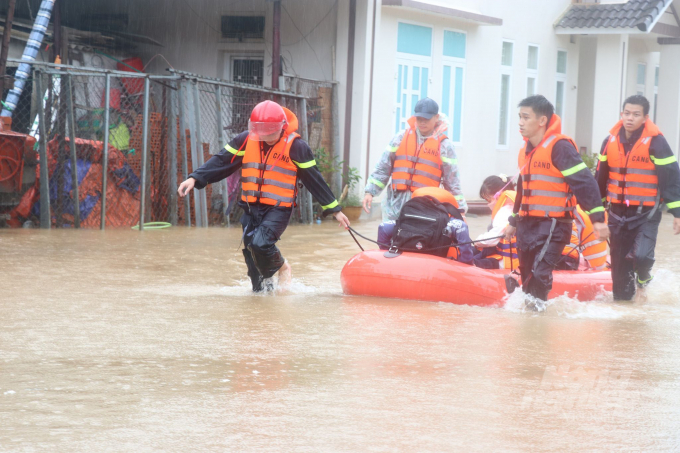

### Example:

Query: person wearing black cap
xmin=363 ymin=97 xmax=467 ymax=221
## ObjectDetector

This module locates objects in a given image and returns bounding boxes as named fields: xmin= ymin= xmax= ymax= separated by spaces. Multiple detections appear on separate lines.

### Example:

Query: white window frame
xmin=395 ymin=19 xmax=435 ymax=61
xmin=394 ymin=20 xmax=434 ymax=133
xmin=442 ymin=27 xmax=467 ymax=146
xmin=497 ymin=39 xmax=514 ymax=149
xmin=555 ymin=48 xmax=567 ymax=121
xmin=636 ymin=62 xmax=646 ymax=96
xmin=526 ymin=44 xmax=539 ymax=97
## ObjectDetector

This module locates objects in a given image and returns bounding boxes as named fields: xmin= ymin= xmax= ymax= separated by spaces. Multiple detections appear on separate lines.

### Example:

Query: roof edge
xmin=383 ymin=0 xmax=502 ymax=26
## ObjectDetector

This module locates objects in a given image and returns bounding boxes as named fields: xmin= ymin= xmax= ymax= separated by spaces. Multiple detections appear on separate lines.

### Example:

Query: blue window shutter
xmin=442 ymin=66 xmax=451 ymax=117
xmin=412 ymin=66 xmax=420 ymax=90
xmin=443 ymin=31 xmax=466 ymax=59
xmin=453 ymin=67 xmax=464 ymax=142
xmin=421 ymin=67 xmax=428 ymax=98
xmin=397 ymin=23 xmax=432 ymax=57
xmin=411 ymin=94 xmax=419 ymax=115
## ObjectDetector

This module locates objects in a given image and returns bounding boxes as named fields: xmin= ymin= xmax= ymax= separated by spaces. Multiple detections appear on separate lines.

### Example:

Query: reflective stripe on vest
xmin=606 ymin=121 xmax=659 ymax=207
xmin=391 ymin=124 xmax=444 ymax=192
xmin=562 ymin=206 xmax=609 ymax=269
xmin=519 ymin=134 xmax=577 ymax=219
xmin=241 ymin=132 xmax=299 ymax=207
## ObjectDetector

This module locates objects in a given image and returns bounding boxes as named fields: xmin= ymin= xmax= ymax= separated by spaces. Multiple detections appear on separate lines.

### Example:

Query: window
xmin=555 ymin=49 xmax=567 ymax=118
xmin=636 ymin=63 xmax=646 ymax=96
xmin=654 ymin=65 xmax=659 ymax=122
xmin=442 ymin=30 xmax=466 ymax=143
xmin=221 ymin=15 xmax=265 ymax=40
xmin=526 ymin=44 xmax=539 ymax=96
xmin=397 ymin=22 xmax=433 ymax=57
xmin=394 ymin=22 xmax=432 ymax=132
xmin=498 ymin=41 xmax=513 ymax=147
xmin=395 ymin=62 xmax=430 ymax=133
xmin=556 ymin=50 xmax=567 ymax=75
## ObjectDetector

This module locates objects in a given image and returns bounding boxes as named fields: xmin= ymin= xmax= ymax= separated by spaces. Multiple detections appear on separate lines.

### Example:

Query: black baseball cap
xmin=414 ymin=98 xmax=439 ymax=119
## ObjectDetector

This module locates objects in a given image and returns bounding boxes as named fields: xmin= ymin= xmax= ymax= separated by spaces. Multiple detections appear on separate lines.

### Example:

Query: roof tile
xmin=555 ymin=0 xmax=671 ymax=31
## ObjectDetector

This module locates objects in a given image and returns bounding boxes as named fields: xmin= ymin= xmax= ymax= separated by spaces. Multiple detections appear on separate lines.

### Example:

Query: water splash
xmin=502 ymin=287 xmax=626 ymax=320
xmin=638 ymin=269 xmax=680 ymax=307
xmin=220 ymin=278 xmax=323 ymax=297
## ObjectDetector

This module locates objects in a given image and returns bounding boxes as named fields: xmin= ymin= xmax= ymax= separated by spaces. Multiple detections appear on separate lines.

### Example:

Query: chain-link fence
xmin=1 ymin=63 xmax=332 ymax=229
xmin=283 ymin=75 xmax=340 ymax=201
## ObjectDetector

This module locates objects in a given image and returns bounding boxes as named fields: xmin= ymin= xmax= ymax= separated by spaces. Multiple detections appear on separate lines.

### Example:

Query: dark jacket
xmin=595 ymin=124 xmax=680 ymax=220
xmin=189 ymin=131 xmax=341 ymax=217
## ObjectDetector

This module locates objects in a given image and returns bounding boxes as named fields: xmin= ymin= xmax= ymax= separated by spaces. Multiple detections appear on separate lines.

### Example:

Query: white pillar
xmin=656 ymin=45 xmax=680 ymax=156
xmin=590 ymin=34 xmax=629 ymax=153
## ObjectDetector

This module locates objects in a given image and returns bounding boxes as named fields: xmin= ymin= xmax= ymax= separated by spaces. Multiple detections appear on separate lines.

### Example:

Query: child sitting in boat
xmin=474 ymin=175 xmax=519 ymax=270
xmin=377 ymin=187 xmax=474 ymax=264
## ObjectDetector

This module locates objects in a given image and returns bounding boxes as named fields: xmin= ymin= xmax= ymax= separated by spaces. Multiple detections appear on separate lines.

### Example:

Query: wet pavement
xmin=1 ymin=214 xmax=680 ymax=451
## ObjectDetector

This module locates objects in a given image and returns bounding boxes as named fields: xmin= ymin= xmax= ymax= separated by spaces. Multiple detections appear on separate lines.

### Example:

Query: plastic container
xmin=117 ymin=57 xmax=144 ymax=96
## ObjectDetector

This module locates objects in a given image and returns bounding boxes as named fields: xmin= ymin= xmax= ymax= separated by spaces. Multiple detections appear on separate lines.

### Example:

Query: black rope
xmin=346 ymin=226 xmax=505 ymax=253
xmin=347 ymin=228 xmax=364 ymax=252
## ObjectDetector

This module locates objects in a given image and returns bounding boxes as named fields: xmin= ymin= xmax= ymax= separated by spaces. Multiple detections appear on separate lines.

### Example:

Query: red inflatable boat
xmin=341 ymin=250 xmax=612 ymax=306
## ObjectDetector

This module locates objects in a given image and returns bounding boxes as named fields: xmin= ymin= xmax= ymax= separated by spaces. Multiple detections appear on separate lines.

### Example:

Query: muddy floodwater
xmin=1 ymin=214 xmax=680 ymax=451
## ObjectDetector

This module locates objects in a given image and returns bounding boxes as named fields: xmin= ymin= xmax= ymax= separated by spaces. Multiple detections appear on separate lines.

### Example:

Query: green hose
xmin=131 ymin=222 xmax=172 ymax=230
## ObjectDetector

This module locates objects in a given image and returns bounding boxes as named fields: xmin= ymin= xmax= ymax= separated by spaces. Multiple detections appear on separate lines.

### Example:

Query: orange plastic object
xmin=101 ymin=88 xmax=122 ymax=110
xmin=117 ymin=57 xmax=144 ymax=96
xmin=0 ymin=118 xmax=36 ymax=192
xmin=341 ymin=250 xmax=612 ymax=306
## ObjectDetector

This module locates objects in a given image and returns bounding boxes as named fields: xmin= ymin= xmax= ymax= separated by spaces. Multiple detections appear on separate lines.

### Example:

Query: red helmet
xmin=248 ymin=100 xmax=286 ymax=141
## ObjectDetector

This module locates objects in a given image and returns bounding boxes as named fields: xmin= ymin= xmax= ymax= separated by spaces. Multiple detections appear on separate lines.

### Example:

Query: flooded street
xmin=2 ymin=214 xmax=680 ymax=451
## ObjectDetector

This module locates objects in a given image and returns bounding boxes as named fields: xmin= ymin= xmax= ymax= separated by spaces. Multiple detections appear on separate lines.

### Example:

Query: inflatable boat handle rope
xmin=346 ymin=226 xmax=505 ymax=253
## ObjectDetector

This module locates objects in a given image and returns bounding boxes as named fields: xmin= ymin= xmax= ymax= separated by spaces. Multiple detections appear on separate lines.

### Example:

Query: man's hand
xmin=673 ymin=217 xmax=680 ymax=235
xmin=178 ymin=177 xmax=196 ymax=197
xmin=505 ymin=225 xmax=516 ymax=241
xmin=593 ymin=222 xmax=610 ymax=240
xmin=334 ymin=211 xmax=350 ymax=229
xmin=362 ymin=193 xmax=373 ymax=213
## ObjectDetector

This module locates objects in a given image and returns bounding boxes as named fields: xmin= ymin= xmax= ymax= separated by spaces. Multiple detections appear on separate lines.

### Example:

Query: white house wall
xmin=366 ymin=0 xmax=580 ymax=202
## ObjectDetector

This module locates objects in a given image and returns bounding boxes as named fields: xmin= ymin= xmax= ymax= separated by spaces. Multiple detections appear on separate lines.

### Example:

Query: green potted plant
xmin=339 ymin=166 xmax=363 ymax=221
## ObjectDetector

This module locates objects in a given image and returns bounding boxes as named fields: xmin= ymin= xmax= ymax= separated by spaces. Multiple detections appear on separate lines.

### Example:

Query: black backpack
xmin=390 ymin=195 xmax=463 ymax=257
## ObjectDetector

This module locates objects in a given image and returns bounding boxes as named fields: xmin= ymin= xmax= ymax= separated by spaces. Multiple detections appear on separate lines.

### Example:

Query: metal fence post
xmin=299 ymin=98 xmax=313 ymax=224
xmin=187 ymin=81 xmax=202 ymax=227
xmin=215 ymin=85 xmax=230 ymax=226
xmin=192 ymin=80 xmax=208 ymax=227
xmin=178 ymin=79 xmax=191 ymax=226
xmin=168 ymin=82 xmax=179 ymax=226
xmin=65 ymin=74 xmax=81 ymax=228
xmin=139 ymin=76 xmax=151 ymax=231
xmin=35 ymin=70 xmax=51 ymax=229
xmin=100 ymin=73 xmax=111 ymax=230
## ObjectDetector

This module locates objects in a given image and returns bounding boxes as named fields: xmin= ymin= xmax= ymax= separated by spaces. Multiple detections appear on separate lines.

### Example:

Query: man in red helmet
xmin=178 ymin=100 xmax=350 ymax=292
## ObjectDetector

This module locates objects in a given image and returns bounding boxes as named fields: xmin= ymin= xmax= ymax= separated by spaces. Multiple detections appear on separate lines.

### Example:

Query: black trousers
xmin=518 ymin=240 xmax=569 ymax=301
xmin=517 ymin=218 xmax=572 ymax=301
xmin=608 ymin=209 xmax=661 ymax=301
xmin=240 ymin=204 xmax=292 ymax=291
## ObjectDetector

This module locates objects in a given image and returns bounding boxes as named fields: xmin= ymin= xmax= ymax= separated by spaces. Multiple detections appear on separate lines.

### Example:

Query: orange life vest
xmin=392 ymin=117 xmax=444 ymax=192
xmin=412 ymin=187 xmax=461 ymax=260
xmin=517 ymin=115 xmax=577 ymax=219
xmin=241 ymin=108 xmax=300 ymax=208
xmin=605 ymin=120 xmax=660 ymax=207
xmin=562 ymin=205 xmax=608 ymax=270
xmin=486 ymin=190 xmax=520 ymax=270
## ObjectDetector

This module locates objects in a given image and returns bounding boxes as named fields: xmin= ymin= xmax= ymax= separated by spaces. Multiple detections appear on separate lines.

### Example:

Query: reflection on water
xmin=1 ymin=214 xmax=679 ymax=451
